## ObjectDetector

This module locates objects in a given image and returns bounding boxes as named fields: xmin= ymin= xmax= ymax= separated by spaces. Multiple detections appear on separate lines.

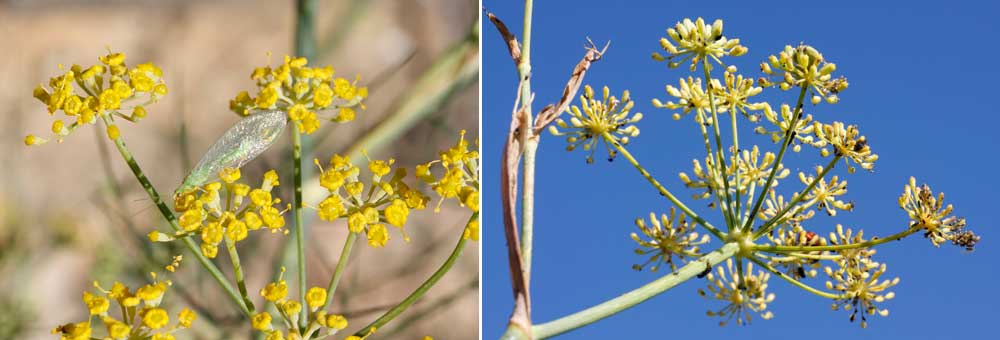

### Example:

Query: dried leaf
xmin=484 ymin=8 xmax=522 ymax=66
xmin=533 ymin=40 xmax=609 ymax=134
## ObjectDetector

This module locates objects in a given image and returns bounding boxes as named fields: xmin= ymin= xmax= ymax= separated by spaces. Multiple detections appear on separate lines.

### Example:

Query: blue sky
xmin=482 ymin=1 xmax=1000 ymax=339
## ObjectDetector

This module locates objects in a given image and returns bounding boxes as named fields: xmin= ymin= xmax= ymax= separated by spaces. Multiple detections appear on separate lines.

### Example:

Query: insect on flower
xmin=175 ymin=110 xmax=287 ymax=196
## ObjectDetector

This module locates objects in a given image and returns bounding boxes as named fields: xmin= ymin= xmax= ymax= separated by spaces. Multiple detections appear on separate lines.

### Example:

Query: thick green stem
xmin=530 ymin=243 xmax=739 ymax=339
xmin=353 ymin=213 xmax=478 ymax=337
xmin=321 ymin=232 xmax=358 ymax=310
xmin=742 ymin=86 xmax=809 ymax=231
xmin=753 ymin=156 xmax=841 ymax=238
xmin=755 ymin=228 xmax=917 ymax=253
xmin=604 ymin=133 xmax=725 ymax=240
xmin=98 ymin=116 xmax=251 ymax=318
xmin=225 ymin=236 xmax=256 ymax=312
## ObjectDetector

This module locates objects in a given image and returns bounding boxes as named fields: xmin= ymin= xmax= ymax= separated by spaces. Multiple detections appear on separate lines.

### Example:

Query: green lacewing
xmin=174 ymin=110 xmax=286 ymax=197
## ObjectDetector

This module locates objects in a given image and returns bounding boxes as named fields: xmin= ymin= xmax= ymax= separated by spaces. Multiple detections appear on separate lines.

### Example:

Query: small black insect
xmin=697 ymin=262 xmax=712 ymax=278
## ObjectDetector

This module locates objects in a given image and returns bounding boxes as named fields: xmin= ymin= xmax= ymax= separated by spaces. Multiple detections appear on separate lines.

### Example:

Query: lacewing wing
xmin=174 ymin=110 xmax=286 ymax=196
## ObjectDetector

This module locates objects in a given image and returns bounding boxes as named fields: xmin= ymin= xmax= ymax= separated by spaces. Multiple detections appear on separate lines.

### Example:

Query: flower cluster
xmin=630 ymin=208 xmax=710 ymax=272
xmin=252 ymin=269 xmax=349 ymax=339
xmin=652 ymin=18 xmax=747 ymax=71
xmin=763 ymin=226 xmax=827 ymax=278
xmin=758 ymin=189 xmax=816 ymax=229
xmin=899 ymin=177 xmax=978 ymax=250
xmin=549 ymin=85 xmax=642 ymax=164
xmin=822 ymin=226 xmax=898 ymax=328
xmin=230 ymin=55 xmax=368 ymax=134
xmin=654 ymin=67 xmax=767 ymax=127
xmin=315 ymin=153 xmax=429 ymax=248
xmin=52 ymin=273 xmax=195 ymax=340
xmin=753 ymin=103 xmax=819 ymax=151
xmin=679 ymin=148 xmax=790 ymax=204
xmin=152 ymin=168 xmax=287 ymax=258
xmin=812 ymin=122 xmax=878 ymax=173
xmin=26 ymin=51 xmax=166 ymax=146
xmin=759 ymin=44 xmax=848 ymax=104
xmin=712 ymin=66 xmax=767 ymax=119
xmin=699 ymin=259 xmax=775 ymax=326
xmin=797 ymin=166 xmax=854 ymax=217
xmin=416 ymin=130 xmax=481 ymax=240
xmin=653 ymin=77 xmax=712 ymax=122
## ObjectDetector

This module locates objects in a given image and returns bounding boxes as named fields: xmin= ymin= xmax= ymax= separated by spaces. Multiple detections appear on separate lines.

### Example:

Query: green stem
xmin=225 ymin=236 xmax=256 ymax=312
xmin=604 ymin=133 xmax=725 ymax=240
xmin=702 ymin=60 xmax=736 ymax=230
xmin=730 ymin=109 xmax=742 ymax=226
xmin=294 ymin=0 xmax=316 ymax=61
xmin=294 ymin=0 xmax=316 ymax=329
xmin=753 ymin=156 xmax=841 ymax=238
xmin=321 ymin=232 xmax=359 ymax=310
xmin=517 ymin=0 xmax=536 ymax=288
xmin=291 ymin=126 xmax=309 ymax=328
xmin=353 ymin=213 xmax=478 ymax=337
xmin=754 ymin=228 xmax=917 ymax=253
xmin=742 ymin=86 xmax=809 ymax=231
xmin=746 ymin=255 xmax=843 ymax=299
xmin=98 ymin=115 xmax=251 ymax=318
xmin=531 ymin=243 xmax=739 ymax=339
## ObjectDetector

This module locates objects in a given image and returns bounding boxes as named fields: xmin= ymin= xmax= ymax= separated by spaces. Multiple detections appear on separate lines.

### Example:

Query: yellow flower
xmin=630 ymin=208 xmax=710 ymax=272
xmin=51 ymin=322 xmax=91 ymax=340
xmin=104 ymin=318 xmax=131 ymax=339
xmin=825 ymin=259 xmax=898 ymax=328
xmin=761 ymin=44 xmax=847 ymax=103
xmin=315 ymin=153 xmax=427 ymax=247
xmin=280 ymin=300 xmax=302 ymax=318
xmin=177 ymin=308 xmax=197 ymax=328
xmin=157 ymin=169 xmax=287 ymax=251
xmin=549 ymin=85 xmax=641 ymax=164
xmin=136 ymin=282 xmax=167 ymax=306
xmin=318 ymin=196 xmax=346 ymax=221
xmin=899 ymin=177 xmax=978 ymax=250
xmin=219 ymin=167 xmax=241 ymax=183
xmin=384 ymin=199 xmax=409 ymax=227
xmin=250 ymin=189 xmax=273 ymax=206
xmin=26 ymin=51 xmax=166 ymax=146
xmin=348 ymin=212 xmax=367 ymax=233
xmin=83 ymin=291 xmax=109 ymax=315
xmin=230 ymin=55 xmax=368 ymax=134
xmin=226 ymin=219 xmax=249 ymax=241
xmin=812 ymin=121 xmax=878 ymax=173
xmin=367 ymin=224 xmax=389 ymax=247
xmin=142 ymin=308 xmax=170 ymax=329
xmin=261 ymin=280 xmax=288 ymax=302
xmin=252 ymin=312 xmax=273 ymax=331
xmin=652 ymin=18 xmax=747 ymax=71
xmin=415 ymin=131 xmax=480 ymax=214
xmin=152 ymin=334 xmax=176 ymax=340
xmin=305 ymin=287 xmax=327 ymax=310
xmin=463 ymin=219 xmax=479 ymax=241
xmin=325 ymin=314 xmax=348 ymax=330
xmin=698 ymin=259 xmax=775 ymax=326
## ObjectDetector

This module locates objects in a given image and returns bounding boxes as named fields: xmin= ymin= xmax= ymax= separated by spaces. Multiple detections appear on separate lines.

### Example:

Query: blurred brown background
xmin=0 ymin=0 xmax=479 ymax=339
